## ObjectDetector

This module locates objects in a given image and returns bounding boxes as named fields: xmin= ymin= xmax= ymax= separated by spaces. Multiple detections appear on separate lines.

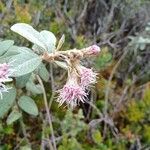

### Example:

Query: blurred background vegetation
xmin=0 ymin=0 xmax=150 ymax=149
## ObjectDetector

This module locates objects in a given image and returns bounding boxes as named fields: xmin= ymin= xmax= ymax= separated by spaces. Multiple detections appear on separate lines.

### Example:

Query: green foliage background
xmin=0 ymin=0 xmax=150 ymax=150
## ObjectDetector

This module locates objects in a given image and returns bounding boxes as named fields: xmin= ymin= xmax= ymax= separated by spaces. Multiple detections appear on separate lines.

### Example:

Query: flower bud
xmin=84 ymin=45 xmax=101 ymax=56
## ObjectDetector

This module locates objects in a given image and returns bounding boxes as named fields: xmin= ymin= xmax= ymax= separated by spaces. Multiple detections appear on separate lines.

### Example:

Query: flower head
xmin=76 ymin=65 xmax=97 ymax=88
xmin=0 ymin=63 xmax=12 ymax=83
xmin=0 ymin=63 xmax=13 ymax=99
xmin=85 ymin=45 xmax=101 ymax=55
xmin=89 ymin=45 xmax=100 ymax=55
xmin=57 ymin=71 xmax=87 ymax=108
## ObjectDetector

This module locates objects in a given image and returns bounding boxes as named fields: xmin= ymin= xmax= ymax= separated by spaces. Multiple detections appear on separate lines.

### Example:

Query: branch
xmin=36 ymin=75 xmax=57 ymax=150
xmin=41 ymin=45 xmax=100 ymax=63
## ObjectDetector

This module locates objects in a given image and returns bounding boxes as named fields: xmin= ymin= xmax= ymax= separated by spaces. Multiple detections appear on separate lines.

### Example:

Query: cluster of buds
xmin=42 ymin=45 xmax=100 ymax=108
xmin=0 ymin=63 xmax=12 ymax=98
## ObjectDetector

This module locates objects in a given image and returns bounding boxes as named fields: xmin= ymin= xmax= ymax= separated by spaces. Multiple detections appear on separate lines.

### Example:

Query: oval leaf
xmin=11 ymin=23 xmax=46 ymax=50
xmin=6 ymin=110 xmax=22 ymax=125
xmin=38 ymin=63 xmax=49 ymax=82
xmin=32 ymin=44 xmax=45 ymax=53
xmin=92 ymin=130 xmax=102 ymax=144
xmin=40 ymin=30 xmax=57 ymax=53
xmin=10 ymin=52 xmax=42 ymax=77
xmin=56 ymin=34 xmax=65 ymax=50
xmin=0 ymin=40 xmax=14 ymax=56
xmin=0 ymin=46 xmax=32 ymax=63
xmin=54 ymin=61 xmax=68 ymax=70
xmin=16 ymin=73 xmax=31 ymax=88
xmin=26 ymin=81 xmax=43 ymax=95
xmin=18 ymin=96 xmax=38 ymax=116
xmin=0 ymin=88 xmax=16 ymax=118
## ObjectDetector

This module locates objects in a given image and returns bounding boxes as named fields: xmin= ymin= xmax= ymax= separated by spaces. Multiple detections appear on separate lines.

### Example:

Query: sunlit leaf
xmin=40 ymin=30 xmax=57 ymax=53
xmin=11 ymin=23 xmax=46 ymax=50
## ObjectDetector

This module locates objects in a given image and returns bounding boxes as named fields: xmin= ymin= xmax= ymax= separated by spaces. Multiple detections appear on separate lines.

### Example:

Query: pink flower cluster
xmin=57 ymin=45 xmax=100 ymax=108
xmin=0 ymin=63 xmax=12 ymax=98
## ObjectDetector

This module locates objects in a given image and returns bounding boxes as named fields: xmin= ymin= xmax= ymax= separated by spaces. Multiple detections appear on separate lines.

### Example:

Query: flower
xmin=76 ymin=65 xmax=97 ymax=88
xmin=57 ymin=44 xmax=99 ymax=108
xmin=89 ymin=45 xmax=100 ymax=55
xmin=57 ymin=71 xmax=87 ymax=108
xmin=0 ymin=63 xmax=13 ymax=99
xmin=84 ymin=45 xmax=101 ymax=55
xmin=0 ymin=63 xmax=12 ymax=83
xmin=57 ymin=63 xmax=98 ymax=108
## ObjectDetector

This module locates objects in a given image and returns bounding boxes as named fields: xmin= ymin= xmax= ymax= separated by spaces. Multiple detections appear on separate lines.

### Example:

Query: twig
xmin=14 ymin=98 xmax=31 ymax=148
xmin=103 ymin=48 xmax=129 ymax=137
xmin=0 ymin=0 xmax=13 ymax=20
xmin=40 ymin=112 xmax=53 ymax=150
xmin=36 ymin=75 xmax=57 ymax=150
xmin=49 ymin=63 xmax=55 ymax=109
xmin=104 ymin=48 xmax=129 ymax=116
xmin=19 ymin=118 xmax=31 ymax=147
xmin=14 ymin=137 xmax=26 ymax=150
xmin=112 ymin=85 xmax=129 ymax=117
xmin=103 ymin=3 xmax=116 ymax=33
xmin=41 ymin=45 xmax=99 ymax=63
xmin=86 ymin=100 xmax=103 ymax=118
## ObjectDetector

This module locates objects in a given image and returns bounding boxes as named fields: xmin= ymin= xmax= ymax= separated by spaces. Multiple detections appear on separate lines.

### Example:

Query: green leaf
xmin=0 ymin=40 xmax=14 ymax=56
xmin=0 ymin=46 xmax=22 ymax=63
xmin=2 ymin=46 xmax=20 ymax=56
xmin=0 ymin=46 xmax=34 ymax=63
xmin=38 ymin=63 xmax=49 ymax=82
xmin=10 ymin=52 xmax=42 ymax=77
xmin=32 ymin=44 xmax=45 ymax=53
xmin=11 ymin=23 xmax=57 ymax=53
xmin=11 ymin=23 xmax=46 ymax=50
xmin=40 ymin=30 xmax=56 ymax=53
xmin=16 ymin=73 xmax=31 ymax=88
xmin=92 ymin=130 xmax=103 ymax=145
xmin=20 ymin=145 xmax=32 ymax=150
xmin=95 ymin=51 xmax=112 ymax=68
xmin=139 ymin=43 xmax=146 ymax=50
xmin=56 ymin=34 xmax=65 ymax=50
xmin=6 ymin=110 xmax=22 ymax=125
xmin=54 ymin=61 xmax=68 ymax=70
xmin=0 ymin=88 xmax=16 ymax=118
xmin=18 ymin=96 xmax=38 ymax=116
xmin=26 ymin=80 xmax=43 ymax=94
xmin=16 ymin=47 xmax=35 ymax=54
xmin=137 ymin=37 xmax=150 ymax=44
